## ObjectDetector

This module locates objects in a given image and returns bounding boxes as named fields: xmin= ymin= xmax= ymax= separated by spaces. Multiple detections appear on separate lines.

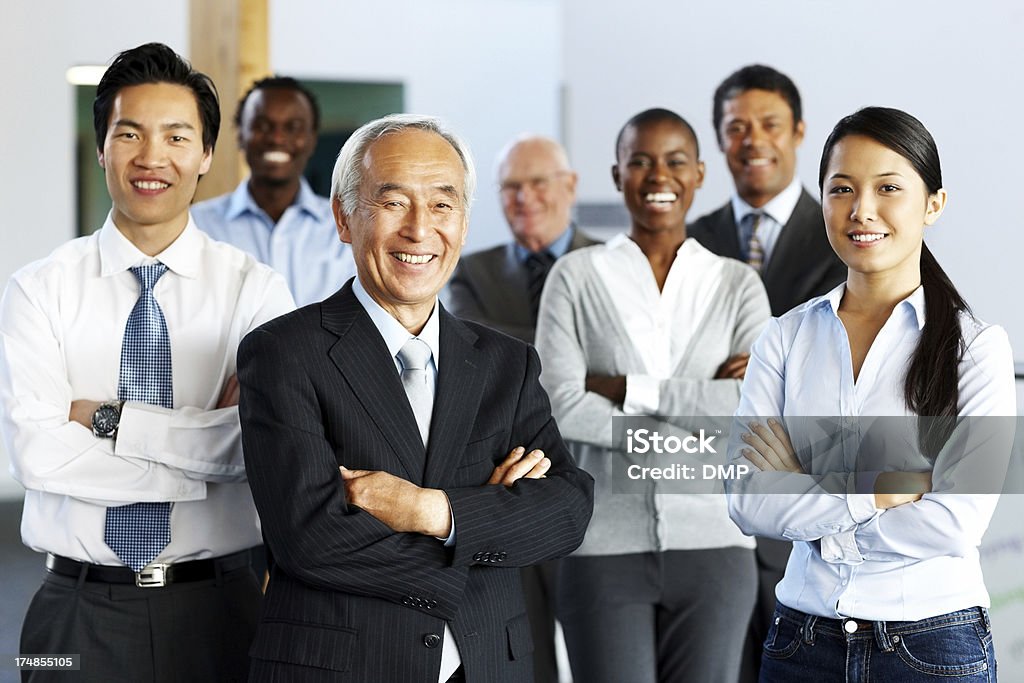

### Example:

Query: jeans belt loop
xmin=874 ymin=619 xmax=895 ymax=652
xmin=803 ymin=614 xmax=817 ymax=645
xmin=981 ymin=607 xmax=992 ymax=632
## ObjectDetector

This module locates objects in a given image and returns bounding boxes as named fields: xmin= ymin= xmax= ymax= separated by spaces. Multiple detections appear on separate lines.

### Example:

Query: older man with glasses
xmin=447 ymin=135 xmax=599 ymax=346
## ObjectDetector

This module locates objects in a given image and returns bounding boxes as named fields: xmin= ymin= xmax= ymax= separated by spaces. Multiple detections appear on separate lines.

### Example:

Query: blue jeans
xmin=760 ymin=602 xmax=997 ymax=682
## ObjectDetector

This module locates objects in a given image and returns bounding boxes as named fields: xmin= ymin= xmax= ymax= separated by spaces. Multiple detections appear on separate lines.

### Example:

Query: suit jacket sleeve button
xmin=424 ymin=633 xmax=442 ymax=648
xmin=473 ymin=552 xmax=483 ymax=561
xmin=497 ymin=552 xmax=507 ymax=561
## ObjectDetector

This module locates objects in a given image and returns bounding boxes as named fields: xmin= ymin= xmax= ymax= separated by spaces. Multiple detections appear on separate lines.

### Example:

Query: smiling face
xmin=822 ymin=134 xmax=946 ymax=285
xmin=238 ymin=87 xmax=316 ymax=187
xmin=498 ymin=138 xmax=577 ymax=252
xmin=613 ymin=118 xmax=705 ymax=238
xmin=719 ymin=89 xmax=804 ymax=208
xmin=98 ymin=82 xmax=212 ymax=244
xmin=334 ymin=128 xmax=468 ymax=332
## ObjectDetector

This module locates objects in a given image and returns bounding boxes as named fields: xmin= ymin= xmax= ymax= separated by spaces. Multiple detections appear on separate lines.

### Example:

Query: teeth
xmin=851 ymin=233 xmax=887 ymax=242
xmin=133 ymin=180 xmax=169 ymax=190
xmin=747 ymin=159 xmax=771 ymax=167
xmin=263 ymin=151 xmax=290 ymax=163
xmin=395 ymin=253 xmax=433 ymax=264
xmin=645 ymin=192 xmax=677 ymax=203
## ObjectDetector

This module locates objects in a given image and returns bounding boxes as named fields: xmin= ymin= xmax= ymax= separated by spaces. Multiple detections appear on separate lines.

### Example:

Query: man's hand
xmin=874 ymin=471 xmax=931 ymax=509
xmin=714 ymin=353 xmax=750 ymax=380
xmin=488 ymin=446 xmax=550 ymax=485
xmin=217 ymin=374 xmax=240 ymax=409
xmin=69 ymin=400 xmax=103 ymax=429
xmin=585 ymin=374 xmax=626 ymax=405
xmin=741 ymin=419 xmax=802 ymax=473
xmin=339 ymin=467 xmax=452 ymax=537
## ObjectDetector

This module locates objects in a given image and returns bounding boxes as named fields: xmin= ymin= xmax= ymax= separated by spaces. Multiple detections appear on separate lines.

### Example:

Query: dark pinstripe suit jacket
xmin=688 ymin=189 xmax=846 ymax=317
xmin=237 ymin=281 xmax=594 ymax=682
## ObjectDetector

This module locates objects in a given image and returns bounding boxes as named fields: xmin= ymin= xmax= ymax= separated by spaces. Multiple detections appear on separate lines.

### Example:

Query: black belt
xmin=45 ymin=550 xmax=251 ymax=588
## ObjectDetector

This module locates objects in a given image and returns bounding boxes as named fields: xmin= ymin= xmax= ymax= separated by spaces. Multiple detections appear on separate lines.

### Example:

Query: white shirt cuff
xmin=114 ymin=401 xmax=171 ymax=460
xmin=623 ymin=374 xmax=660 ymax=415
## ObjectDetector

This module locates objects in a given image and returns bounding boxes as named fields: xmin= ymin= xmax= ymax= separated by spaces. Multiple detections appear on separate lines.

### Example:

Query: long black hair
xmin=819 ymin=107 xmax=967 ymax=458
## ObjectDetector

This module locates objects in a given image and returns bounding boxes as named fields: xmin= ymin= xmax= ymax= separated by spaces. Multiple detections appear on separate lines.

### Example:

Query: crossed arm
xmin=339 ymin=446 xmax=551 ymax=537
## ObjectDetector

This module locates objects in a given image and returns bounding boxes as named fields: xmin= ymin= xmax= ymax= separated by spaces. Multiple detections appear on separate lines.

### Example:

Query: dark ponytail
xmin=910 ymin=244 xmax=969 ymax=457
xmin=819 ymin=107 xmax=968 ymax=458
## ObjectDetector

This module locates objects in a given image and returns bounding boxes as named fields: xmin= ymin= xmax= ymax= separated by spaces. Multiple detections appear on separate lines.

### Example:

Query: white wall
xmin=563 ymin=0 xmax=1024 ymax=356
xmin=270 ymin=0 xmax=563 ymax=253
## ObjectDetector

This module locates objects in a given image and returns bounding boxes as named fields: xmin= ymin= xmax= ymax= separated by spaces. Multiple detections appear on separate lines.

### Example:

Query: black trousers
xmin=20 ymin=566 xmax=261 ymax=682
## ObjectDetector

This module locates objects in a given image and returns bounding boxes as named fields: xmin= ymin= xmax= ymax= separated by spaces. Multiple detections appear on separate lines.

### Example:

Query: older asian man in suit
xmin=238 ymin=114 xmax=594 ymax=683
xmin=687 ymin=64 xmax=846 ymax=683
xmin=447 ymin=135 xmax=598 ymax=345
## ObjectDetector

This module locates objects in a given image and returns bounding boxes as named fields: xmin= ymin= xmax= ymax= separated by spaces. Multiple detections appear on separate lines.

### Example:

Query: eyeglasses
xmin=499 ymin=171 xmax=571 ymax=197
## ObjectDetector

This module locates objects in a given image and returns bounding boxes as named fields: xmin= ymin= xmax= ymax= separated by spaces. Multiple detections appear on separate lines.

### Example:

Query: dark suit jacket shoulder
xmin=446 ymin=228 xmax=600 ymax=343
xmin=688 ymin=189 xmax=846 ymax=316
xmin=238 ymin=282 xmax=593 ymax=682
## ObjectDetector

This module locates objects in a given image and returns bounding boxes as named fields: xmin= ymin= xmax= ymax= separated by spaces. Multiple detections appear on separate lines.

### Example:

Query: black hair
xmin=93 ymin=42 xmax=220 ymax=152
xmin=819 ymin=106 xmax=965 ymax=459
xmin=712 ymin=64 xmax=802 ymax=146
xmin=615 ymin=108 xmax=700 ymax=160
xmin=234 ymin=76 xmax=321 ymax=132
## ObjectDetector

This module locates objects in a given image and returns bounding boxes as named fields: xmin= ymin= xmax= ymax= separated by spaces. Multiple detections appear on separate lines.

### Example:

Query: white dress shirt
xmin=350 ymin=277 xmax=460 ymax=682
xmin=191 ymin=178 xmax=356 ymax=306
xmin=592 ymin=234 xmax=725 ymax=415
xmin=730 ymin=175 xmax=803 ymax=265
xmin=0 ymin=215 xmax=295 ymax=564
xmin=727 ymin=283 xmax=1016 ymax=621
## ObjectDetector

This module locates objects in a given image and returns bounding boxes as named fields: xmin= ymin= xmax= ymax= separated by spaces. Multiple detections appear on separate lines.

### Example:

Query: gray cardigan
xmin=535 ymin=240 xmax=770 ymax=555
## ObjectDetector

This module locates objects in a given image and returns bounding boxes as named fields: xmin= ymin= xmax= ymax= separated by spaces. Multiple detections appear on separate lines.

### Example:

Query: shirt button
xmin=423 ymin=633 xmax=441 ymax=648
xmin=844 ymin=620 xmax=858 ymax=634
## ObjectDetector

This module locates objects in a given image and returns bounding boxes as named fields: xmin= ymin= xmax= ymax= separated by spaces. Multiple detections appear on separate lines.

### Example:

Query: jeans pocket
xmin=894 ymin=620 xmax=990 ymax=677
xmin=763 ymin=612 xmax=803 ymax=660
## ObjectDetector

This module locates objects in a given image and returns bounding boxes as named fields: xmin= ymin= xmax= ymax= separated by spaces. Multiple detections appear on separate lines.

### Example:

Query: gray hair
xmin=331 ymin=113 xmax=476 ymax=217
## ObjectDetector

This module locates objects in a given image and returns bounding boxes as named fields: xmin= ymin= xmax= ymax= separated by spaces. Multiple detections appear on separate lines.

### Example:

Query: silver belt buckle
xmin=136 ymin=563 xmax=170 ymax=588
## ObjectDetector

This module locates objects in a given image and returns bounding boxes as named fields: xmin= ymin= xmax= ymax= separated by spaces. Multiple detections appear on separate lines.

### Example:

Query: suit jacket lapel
xmin=762 ymin=189 xmax=821 ymax=291
xmin=697 ymin=204 xmax=743 ymax=259
xmin=322 ymin=284 xmax=426 ymax=482
xmin=422 ymin=306 xmax=485 ymax=488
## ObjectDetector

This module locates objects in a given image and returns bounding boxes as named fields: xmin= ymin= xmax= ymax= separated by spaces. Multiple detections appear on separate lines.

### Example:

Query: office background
xmin=1 ymin=1 xmax=1023 ymax=679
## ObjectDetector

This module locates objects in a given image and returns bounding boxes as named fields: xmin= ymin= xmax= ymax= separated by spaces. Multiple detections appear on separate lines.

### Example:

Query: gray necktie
xmin=397 ymin=338 xmax=433 ymax=446
xmin=746 ymin=212 xmax=764 ymax=271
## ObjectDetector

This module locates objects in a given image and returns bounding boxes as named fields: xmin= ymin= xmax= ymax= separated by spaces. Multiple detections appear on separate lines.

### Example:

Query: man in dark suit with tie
xmin=446 ymin=134 xmax=598 ymax=683
xmin=446 ymin=135 xmax=599 ymax=345
xmin=687 ymin=64 xmax=846 ymax=682
xmin=237 ymin=114 xmax=594 ymax=682
xmin=688 ymin=64 xmax=845 ymax=317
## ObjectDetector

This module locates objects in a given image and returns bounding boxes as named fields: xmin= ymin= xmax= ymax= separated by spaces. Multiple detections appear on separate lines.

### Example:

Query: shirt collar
xmin=731 ymin=175 xmax=804 ymax=226
xmin=818 ymin=282 xmax=926 ymax=330
xmin=605 ymin=232 xmax=707 ymax=262
xmin=352 ymin=277 xmax=442 ymax=369
xmin=98 ymin=212 xmax=203 ymax=279
xmin=513 ymin=224 xmax=575 ymax=264
xmin=226 ymin=177 xmax=331 ymax=222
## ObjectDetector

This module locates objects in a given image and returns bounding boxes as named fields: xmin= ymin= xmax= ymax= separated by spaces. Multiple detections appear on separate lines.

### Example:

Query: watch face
xmin=93 ymin=405 xmax=120 ymax=437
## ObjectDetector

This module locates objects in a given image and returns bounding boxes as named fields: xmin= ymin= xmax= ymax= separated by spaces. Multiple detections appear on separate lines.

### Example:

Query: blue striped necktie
xmin=104 ymin=263 xmax=173 ymax=572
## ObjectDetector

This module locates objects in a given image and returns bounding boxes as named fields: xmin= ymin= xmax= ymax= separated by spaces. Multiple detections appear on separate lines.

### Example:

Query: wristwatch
xmin=91 ymin=401 xmax=124 ymax=439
